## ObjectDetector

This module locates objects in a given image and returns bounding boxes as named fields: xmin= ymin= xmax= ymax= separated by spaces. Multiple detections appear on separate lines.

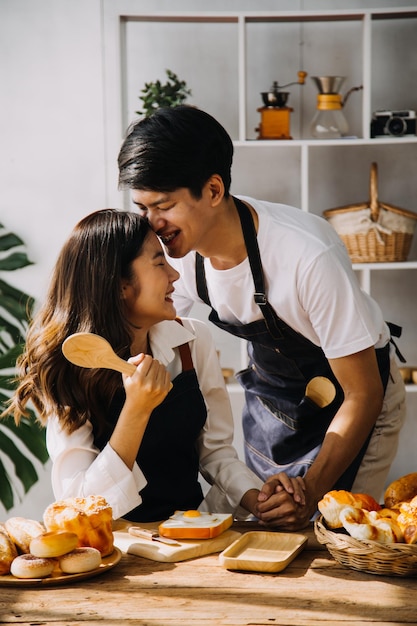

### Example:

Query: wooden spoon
xmin=62 ymin=332 xmax=136 ymax=375
xmin=305 ymin=376 xmax=336 ymax=408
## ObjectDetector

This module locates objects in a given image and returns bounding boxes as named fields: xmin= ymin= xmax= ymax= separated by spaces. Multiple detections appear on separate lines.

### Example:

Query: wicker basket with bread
xmin=315 ymin=472 xmax=417 ymax=577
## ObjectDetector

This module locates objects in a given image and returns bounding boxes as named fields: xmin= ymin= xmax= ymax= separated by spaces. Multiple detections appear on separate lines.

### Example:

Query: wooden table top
xmin=1 ymin=521 xmax=416 ymax=625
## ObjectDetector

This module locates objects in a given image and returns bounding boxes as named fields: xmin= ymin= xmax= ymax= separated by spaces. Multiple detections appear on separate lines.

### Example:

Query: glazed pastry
xmin=30 ymin=530 xmax=79 ymax=558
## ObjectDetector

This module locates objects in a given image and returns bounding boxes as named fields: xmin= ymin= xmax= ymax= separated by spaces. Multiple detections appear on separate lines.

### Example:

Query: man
xmin=118 ymin=105 xmax=406 ymax=530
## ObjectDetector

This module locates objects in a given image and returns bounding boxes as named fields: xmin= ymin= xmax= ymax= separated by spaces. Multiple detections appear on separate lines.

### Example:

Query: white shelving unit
xmin=353 ymin=261 xmax=417 ymax=394
xmin=102 ymin=3 xmax=417 ymax=471
xmin=102 ymin=6 xmax=417 ymax=208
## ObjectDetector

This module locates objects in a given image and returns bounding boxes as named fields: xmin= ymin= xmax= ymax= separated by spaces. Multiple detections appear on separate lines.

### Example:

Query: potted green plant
xmin=136 ymin=69 xmax=192 ymax=117
xmin=0 ymin=222 xmax=48 ymax=512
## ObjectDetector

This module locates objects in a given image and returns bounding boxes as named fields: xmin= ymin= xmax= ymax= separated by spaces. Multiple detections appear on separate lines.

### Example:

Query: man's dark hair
xmin=118 ymin=105 xmax=234 ymax=199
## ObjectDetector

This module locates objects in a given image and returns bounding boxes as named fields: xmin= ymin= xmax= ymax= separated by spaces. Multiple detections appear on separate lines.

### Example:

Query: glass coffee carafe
xmin=310 ymin=76 xmax=350 ymax=139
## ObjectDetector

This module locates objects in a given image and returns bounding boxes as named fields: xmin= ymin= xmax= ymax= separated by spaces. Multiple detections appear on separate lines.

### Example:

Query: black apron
xmin=195 ymin=197 xmax=394 ymax=491
xmin=95 ymin=336 xmax=207 ymax=522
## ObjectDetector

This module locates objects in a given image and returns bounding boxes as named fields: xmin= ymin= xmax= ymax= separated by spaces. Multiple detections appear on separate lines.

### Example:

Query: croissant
xmin=339 ymin=506 xmax=403 ymax=543
xmin=318 ymin=489 xmax=381 ymax=529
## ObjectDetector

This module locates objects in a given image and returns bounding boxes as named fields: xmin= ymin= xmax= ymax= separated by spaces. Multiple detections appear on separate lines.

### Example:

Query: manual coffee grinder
xmin=256 ymin=71 xmax=307 ymax=140
xmin=310 ymin=76 xmax=363 ymax=139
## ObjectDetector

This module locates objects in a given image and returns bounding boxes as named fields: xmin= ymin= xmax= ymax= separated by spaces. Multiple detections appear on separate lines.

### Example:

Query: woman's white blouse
xmin=46 ymin=318 xmax=263 ymax=520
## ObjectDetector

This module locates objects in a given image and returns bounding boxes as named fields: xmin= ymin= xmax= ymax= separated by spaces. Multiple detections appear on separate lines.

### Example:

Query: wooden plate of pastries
xmin=0 ymin=495 xmax=121 ymax=586
xmin=314 ymin=472 xmax=417 ymax=577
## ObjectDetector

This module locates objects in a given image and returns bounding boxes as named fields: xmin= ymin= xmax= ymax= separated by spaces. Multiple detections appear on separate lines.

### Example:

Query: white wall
xmin=1 ymin=0 xmax=416 ymax=519
xmin=0 ymin=0 xmax=106 ymax=301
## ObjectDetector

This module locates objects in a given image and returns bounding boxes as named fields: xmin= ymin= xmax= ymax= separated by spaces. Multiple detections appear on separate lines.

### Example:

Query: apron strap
xmin=234 ymin=198 xmax=285 ymax=339
xmin=195 ymin=197 xmax=268 ymax=307
xmin=386 ymin=321 xmax=406 ymax=363
xmin=175 ymin=318 xmax=194 ymax=371
xmin=195 ymin=197 xmax=284 ymax=340
xmin=195 ymin=252 xmax=211 ymax=305
xmin=234 ymin=197 xmax=268 ymax=307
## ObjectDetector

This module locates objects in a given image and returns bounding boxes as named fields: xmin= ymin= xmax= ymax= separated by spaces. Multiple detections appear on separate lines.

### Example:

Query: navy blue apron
xmin=195 ymin=197 xmax=393 ymax=491
xmin=95 ymin=333 xmax=207 ymax=522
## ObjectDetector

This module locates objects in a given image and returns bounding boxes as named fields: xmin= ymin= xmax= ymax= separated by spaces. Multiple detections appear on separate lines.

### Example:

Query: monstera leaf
xmin=0 ymin=223 xmax=48 ymax=511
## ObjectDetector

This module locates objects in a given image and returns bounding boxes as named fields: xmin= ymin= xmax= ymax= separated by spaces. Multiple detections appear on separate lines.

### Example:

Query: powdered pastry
xmin=10 ymin=553 xmax=55 ymax=579
xmin=58 ymin=547 xmax=101 ymax=574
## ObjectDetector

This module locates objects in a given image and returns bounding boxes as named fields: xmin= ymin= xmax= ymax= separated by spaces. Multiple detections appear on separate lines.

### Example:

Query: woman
xmin=5 ymin=209 xmax=284 ymax=522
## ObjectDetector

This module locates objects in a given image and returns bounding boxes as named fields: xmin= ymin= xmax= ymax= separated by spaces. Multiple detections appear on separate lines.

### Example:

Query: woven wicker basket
xmin=323 ymin=163 xmax=417 ymax=263
xmin=314 ymin=515 xmax=417 ymax=577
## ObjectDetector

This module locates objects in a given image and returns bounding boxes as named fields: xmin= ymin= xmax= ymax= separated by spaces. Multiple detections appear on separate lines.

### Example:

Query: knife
xmin=128 ymin=526 xmax=181 ymax=546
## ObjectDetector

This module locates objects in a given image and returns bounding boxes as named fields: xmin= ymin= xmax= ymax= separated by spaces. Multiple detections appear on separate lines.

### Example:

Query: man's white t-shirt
xmin=169 ymin=196 xmax=389 ymax=360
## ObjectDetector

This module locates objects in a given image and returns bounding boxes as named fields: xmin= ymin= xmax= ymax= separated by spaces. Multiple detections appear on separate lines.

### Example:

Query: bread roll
xmin=0 ymin=525 xmax=18 ymax=575
xmin=43 ymin=495 xmax=114 ymax=556
xmin=318 ymin=490 xmax=381 ymax=529
xmin=30 ymin=530 xmax=79 ymax=558
xmin=4 ymin=517 xmax=45 ymax=554
xmin=384 ymin=472 xmax=417 ymax=509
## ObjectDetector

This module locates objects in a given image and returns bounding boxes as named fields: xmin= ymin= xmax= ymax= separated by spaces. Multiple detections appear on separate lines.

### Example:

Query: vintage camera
xmin=371 ymin=109 xmax=416 ymax=138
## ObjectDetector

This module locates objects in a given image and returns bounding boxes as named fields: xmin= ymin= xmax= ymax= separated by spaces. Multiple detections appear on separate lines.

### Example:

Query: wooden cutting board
xmin=112 ymin=520 xmax=241 ymax=563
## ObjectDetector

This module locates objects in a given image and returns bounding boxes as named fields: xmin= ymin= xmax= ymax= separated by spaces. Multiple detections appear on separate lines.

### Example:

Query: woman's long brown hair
xmin=3 ymin=209 xmax=151 ymax=434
